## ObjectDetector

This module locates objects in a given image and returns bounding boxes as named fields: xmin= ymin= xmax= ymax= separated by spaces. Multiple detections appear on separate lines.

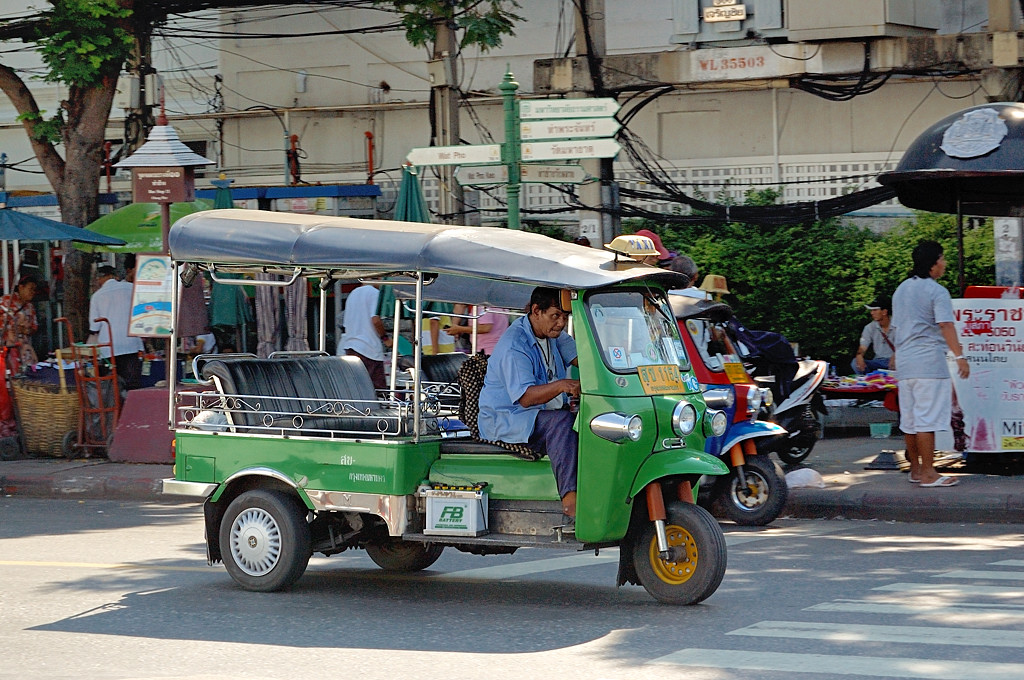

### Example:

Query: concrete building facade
xmin=0 ymin=1 xmax=1019 ymax=228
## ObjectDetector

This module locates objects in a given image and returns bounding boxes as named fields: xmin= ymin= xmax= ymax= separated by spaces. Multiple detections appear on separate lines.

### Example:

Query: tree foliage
xmin=628 ymin=191 xmax=995 ymax=372
xmin=378 ymin=1 xmax=522 ymax=51
xmin=34 ymin=0 xmax=134 ymax=86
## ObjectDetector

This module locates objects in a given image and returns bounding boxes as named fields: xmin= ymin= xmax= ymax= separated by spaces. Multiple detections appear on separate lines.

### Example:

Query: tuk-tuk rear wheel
xmin=632 ymin=501 xmax=727 ymax=605
xmin=366 ymin=540 xmax=444 ymax=572
xmin=220 ymin=489 xmax=312 ymax=592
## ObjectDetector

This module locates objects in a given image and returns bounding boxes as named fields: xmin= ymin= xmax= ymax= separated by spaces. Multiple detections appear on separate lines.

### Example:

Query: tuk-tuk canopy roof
xmin=170 ymin=210 xmax=690 ymax=295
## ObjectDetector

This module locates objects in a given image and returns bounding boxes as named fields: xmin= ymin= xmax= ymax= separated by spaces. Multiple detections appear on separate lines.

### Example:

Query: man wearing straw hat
xmin=699 ymin=274 xmax=731 ymax=301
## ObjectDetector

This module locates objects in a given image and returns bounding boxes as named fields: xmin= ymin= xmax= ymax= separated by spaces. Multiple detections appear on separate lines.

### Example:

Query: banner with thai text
xmin=952 ymin=299 xmax=1024 ymax=452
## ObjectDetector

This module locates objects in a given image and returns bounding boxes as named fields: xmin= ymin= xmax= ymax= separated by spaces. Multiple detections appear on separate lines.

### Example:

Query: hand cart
xmin=55 ymin=317 xmax=122 ymax=458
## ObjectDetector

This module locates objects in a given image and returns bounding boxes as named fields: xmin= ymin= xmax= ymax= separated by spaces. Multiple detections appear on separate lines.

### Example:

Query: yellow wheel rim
xmin=648 ymin=523 xmax=698 ymax=584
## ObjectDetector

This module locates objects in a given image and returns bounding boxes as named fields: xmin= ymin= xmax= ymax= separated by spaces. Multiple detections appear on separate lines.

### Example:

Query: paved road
xmin=3 ymin=498 xmax=1024 ymax=679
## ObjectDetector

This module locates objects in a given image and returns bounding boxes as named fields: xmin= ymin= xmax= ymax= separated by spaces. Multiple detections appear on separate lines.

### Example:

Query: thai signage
xmin=703 ymin=2 xmax=746 ymax=22
xmin=128 ymin=255 xmax=174 ymax=338
xmin=951 ymin=298 xmax=1024 ymax=452
xmin=132 ymin=167 xmax=194 ymax=203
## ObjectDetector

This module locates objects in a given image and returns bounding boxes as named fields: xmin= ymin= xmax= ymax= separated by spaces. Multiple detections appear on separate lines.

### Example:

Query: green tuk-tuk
xmin=162 ymin=209 xmax=730 ymax=605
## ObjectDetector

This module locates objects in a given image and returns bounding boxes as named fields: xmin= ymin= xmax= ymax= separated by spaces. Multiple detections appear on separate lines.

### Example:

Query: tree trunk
xmin=57 ymin=76 xmax=119 ymax=340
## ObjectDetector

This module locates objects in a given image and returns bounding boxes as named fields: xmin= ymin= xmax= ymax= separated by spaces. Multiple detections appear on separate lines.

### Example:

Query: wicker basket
xmin=12 ymin=351 xmax=79 ymax=457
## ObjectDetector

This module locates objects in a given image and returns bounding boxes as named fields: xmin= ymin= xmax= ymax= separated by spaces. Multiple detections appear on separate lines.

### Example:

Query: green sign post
xmin=499 ymin=68 xmax=522 ymax=230
xmin=407 ymin=69 xmax=620 ymax=230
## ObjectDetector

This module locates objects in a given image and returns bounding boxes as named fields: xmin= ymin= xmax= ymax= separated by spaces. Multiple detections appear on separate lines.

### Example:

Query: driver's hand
xmin=561 ymin=379 xmax=581 ymax=398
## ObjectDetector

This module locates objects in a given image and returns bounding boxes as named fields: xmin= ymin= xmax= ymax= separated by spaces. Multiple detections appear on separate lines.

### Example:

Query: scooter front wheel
xmin=772 ymin=436 xmax=817 ymax=466
xmin=713 ymin=453 xmax=787 ymax=526
xmin=770 ymin=405 xmax=821 ymax=466
xmin=632 ymin=502 xmax=727 ymax=605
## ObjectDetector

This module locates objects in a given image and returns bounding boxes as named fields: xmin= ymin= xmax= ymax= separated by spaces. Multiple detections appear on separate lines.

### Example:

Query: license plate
xmin=722 ymin=362 xmax=749 ymax=384
xmin=637 ymin=364 xmax=687 ymax=394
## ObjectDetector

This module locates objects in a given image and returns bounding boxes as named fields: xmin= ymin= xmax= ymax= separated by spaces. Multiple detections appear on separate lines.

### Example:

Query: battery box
xmin=421 ymin=483 xmax=489 ymax=536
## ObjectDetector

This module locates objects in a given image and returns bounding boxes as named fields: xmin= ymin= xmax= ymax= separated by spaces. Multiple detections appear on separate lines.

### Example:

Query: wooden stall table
xmin=823 ymin=383 xmax=900 ymax=469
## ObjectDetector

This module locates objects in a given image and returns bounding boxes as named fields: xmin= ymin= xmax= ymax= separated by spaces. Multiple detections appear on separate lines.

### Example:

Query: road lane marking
xmin=935 ymin=570 xmax=1024 ymax=581
xmin=431 ymin=552 xmax=618 ymax=580
xmin=431 ymin=526 xmax=831 ymax=580
xmin=727 ymin=620 xmax=1024 ymax=647
xmin=874 ymin=582 xmax=1024 ymax=597
xmin=990 ymin=560 xmax=1024 ymax=567
xmin=651 ymin=648 xmax=1024 ymax=679
xmin=0 ymin=559 xmax=211 ymax=573
xmin=723 ymin=524 xmax=846 ymax=546
xmin=806 ymin=599 xmax=1024 ymax=622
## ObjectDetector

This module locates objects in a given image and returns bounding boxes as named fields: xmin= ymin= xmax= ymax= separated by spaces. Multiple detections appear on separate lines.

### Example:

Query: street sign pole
xmin=500 ymin=68 xmax=521 ymax=230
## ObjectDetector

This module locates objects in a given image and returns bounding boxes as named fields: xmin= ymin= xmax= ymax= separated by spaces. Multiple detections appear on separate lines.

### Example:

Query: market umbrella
xmin=79 ymin=199 xmax=212 ymax=253
xmin=393 ymin=164 xmax=431 ymax=223
xmin=206 ymin=176 xmax=251 ymax=352
xmin=0 ymin=208 xmax=126 ymax=293
xmin=211 ymin=176 xmax=235 ymax=209
xmin=0 ymin=209 xmax=126 ymax=246
xmin=376 ymin=166 xmax=433 ymax=325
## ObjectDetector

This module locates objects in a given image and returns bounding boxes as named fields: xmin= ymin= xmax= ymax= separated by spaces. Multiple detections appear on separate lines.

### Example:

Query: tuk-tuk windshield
xmin=586 ymin=290 xmax=690 ymax=373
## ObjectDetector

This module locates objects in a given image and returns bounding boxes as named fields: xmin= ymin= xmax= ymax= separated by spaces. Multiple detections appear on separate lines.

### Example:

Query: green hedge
xmin=627 ymin=194 xmax=995 ymax=373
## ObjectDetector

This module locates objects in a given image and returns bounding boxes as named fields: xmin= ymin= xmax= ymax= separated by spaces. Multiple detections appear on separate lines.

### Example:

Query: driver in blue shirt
xmin=478 ymin=287 xmax=581 ymax=519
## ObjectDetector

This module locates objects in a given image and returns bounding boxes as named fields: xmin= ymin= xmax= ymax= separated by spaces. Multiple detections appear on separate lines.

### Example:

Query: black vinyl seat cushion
xmin=201 ymin=356 xmax=435 ymax=436
xmin=420 ymin=352 xmax=468 ymax=409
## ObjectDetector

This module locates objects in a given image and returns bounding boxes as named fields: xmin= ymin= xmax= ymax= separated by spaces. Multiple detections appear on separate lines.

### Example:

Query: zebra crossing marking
xmin=935 ymin=569 xmax=1024 ymax=581
xmin=806 ymin=599 xmax=1024 ymax=622
xmin=651 ymin=648 xmax=1024 ymax=679
xmin=874 ymin=582 xmax=1024 ymax=597
xmin=727 ymin=620 xmax=1024 ymax=647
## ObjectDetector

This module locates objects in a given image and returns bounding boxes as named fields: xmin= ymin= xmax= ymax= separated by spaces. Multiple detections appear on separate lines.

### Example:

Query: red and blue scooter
xmin=671 ymin=295 xmax=789 ymax=525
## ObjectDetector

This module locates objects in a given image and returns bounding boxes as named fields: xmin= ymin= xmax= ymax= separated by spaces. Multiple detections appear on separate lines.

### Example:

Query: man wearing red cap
xmin=633 ymin=229 xmax=674 ymax=266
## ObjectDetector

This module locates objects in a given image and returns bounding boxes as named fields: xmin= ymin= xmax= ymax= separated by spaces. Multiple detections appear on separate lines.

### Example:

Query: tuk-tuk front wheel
xmin=366 ymin=540 xmax=444 ymax=572
xmin=220 ymin=489 xmax=312 ymax=592
xmin=632 ymin=501 xmax=727 ymax=605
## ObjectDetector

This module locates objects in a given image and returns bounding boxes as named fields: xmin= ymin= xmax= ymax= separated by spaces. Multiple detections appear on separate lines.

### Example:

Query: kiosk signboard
xmin=952 ymin=298 xmax=1024 ymax=452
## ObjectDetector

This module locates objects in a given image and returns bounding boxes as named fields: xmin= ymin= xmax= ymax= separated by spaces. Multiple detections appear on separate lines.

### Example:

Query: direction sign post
xmin=520 ymin=164 xmax=587 ymax=184
xmin=500 ymin=70 xmax=522 ymax=230
xmin=406 ymin=144 xmax=500 ymax=167
xmin=404 ymin=72 xmax=622 ymax=231
xmin=520 ymin=117 xmax=621 ymax=141
xmin=521 ymin=139 xmax=621 ymax=162
xmin=519 ymin=98 xmax=620 ymax=119
xmin=455 ymin=164 xmax=509 ymax=185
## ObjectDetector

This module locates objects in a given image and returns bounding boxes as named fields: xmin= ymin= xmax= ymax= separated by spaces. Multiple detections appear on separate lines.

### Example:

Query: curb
xmin=784 ymin=488 xmax=1024 ymax=524
xmin=0 ymin=471 xmax=187 ymax=502
xmin=5 ymin=469 xmax=1024 ymax=525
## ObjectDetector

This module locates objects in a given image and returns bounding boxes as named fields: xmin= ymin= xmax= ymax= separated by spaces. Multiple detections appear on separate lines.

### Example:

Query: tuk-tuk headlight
xmin=703 ymin=409 xmax=729 ymax=438
xmin=590 ymin=412 xmax=643 ymax=443
xmin=672 ymin=400 xmax=697 ymax=436
xmin=760 ymin=386 xmax=773 ymax=408
xmin=703 ymin=387 xmax=735 ymax=410
xmin=625 ymin=415 xmax=643 ymax=441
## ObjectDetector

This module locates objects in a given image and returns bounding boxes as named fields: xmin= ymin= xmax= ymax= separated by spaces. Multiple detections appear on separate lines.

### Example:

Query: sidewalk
xmin=1 ymin=433 xmax=1022 ymax=523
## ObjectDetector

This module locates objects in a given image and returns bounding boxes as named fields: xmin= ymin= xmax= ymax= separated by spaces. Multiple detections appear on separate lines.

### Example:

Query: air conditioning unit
xmin=671 ymin=0 xmax=940 ymax=46
xmin=787 ymin=0 xmax=940 ymax=41
xmin=113 ymin=76 xmax=140 ymax=110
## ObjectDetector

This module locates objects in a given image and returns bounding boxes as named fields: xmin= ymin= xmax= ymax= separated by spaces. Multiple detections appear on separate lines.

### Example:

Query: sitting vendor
xmin=477 ymin=287 xmax=580 ymax=519
xmin=852 ymin=294 xmax=896 ymax=375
